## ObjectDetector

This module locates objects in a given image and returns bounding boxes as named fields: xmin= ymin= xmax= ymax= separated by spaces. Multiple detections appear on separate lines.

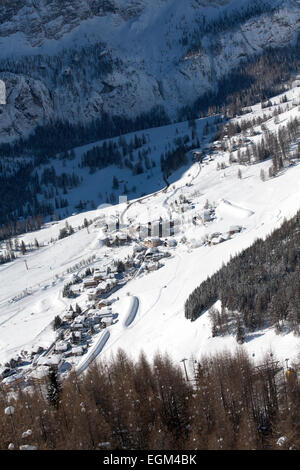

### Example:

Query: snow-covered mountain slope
xmin=0 ymin=0 xmax=300 ymax=140
xmin=1 ymin=84 xmax=300 ymax=381
xmin=31 ymin=116 xmax=216 ymax=220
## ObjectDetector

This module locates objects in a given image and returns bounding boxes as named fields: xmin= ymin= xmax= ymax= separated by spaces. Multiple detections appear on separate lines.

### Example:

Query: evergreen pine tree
xmin=47 ymin=366 xmax=61 ymax=409
xmin=236 ymin=318 xmax=245 ymax=344
xmin=53 ymin=315 xmax=62 ymax=331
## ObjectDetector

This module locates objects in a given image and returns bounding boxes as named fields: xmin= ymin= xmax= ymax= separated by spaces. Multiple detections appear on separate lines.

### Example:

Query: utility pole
xmin=24 ymin=260 xmax=28 ymax=271
xmin=180 ymin=358 xmax=189 ymax=382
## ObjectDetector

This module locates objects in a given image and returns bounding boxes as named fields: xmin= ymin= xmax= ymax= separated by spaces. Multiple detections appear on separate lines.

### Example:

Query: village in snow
xmin=1 ymin=77 xmax=300 ymax=392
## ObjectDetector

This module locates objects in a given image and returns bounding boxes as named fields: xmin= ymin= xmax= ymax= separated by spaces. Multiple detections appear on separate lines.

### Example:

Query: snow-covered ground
xmin=1 ymin=85 xmax=300 ymax=379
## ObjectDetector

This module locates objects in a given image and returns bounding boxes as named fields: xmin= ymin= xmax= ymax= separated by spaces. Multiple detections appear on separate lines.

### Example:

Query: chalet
xmin=116 ymin=232 xmax=129 ymax=244
xmin=145 ymin=247 xmax=159 ymax=258
xmin=146 ymin=262 xmax=162 ymax=272
xmin=190 ymin=239 xmax=202 ymax=249
xmin=98 ymin=299 xmax=112 ymax=309
xmin=132 ymin=243 xmax=145 ymax=253
xmin=71 ymin=321 xmax=84 ymax=331
xmin=201 ymin=210 xmax=211 ymax=223
xmin=83 ymin=279 xmax=99 ymax=289
xmin=71 ymin=312 xmax=83 ymax=321
xmin=93 ymin=272 xmax=106 ymax=282
xmin=29 ymin=366 xmax=49 ymax=384
xmin=164 ymin=238 xmax=177 ymax=248
xmin=55 ymin=341 xmax=69 ymax=353
xmin=7 ymin=355 xmax=23 ymax=369
xmin=38 ymin=355 xmax=61 ymax=368
xmin=98 ymin=306 xmax=113 ymax=317
xmin=213 ymin=140 xmax=222 ymax=147
xmin=210 ymin=236 xmax=226 ymax=246
xmin=64 ymin=310 xmax=74 ymax=321
xmin=151 ymin=252 xmax=165 ymax=262
xmin=72 ymin=331 xmax=82 ymax=343
xmin=97 ymin=279 xmax=117 ymax=294
xmin=228 ymin=225 xmax=242 ymax=235
xmin=1 ymin=371 xmax=25 ymax=389
xmin=144 ymin=237 xmax=162 ymax=248
xmin=71 ymin=346 xmax=85 ymax=356
xmin=101 ymin=316 xmax=114 ymax=327
xmin=88 ymin=288 xmax=100 ymax=301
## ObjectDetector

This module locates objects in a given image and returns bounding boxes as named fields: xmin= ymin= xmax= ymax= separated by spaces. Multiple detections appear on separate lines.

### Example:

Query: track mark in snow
xmin=216 ymin=199 xmax=255 ymax=219
xmin=124 ymin=296 xmax=139 ymax=327
xmin=76 ymin=330 xmax=110 ymax=375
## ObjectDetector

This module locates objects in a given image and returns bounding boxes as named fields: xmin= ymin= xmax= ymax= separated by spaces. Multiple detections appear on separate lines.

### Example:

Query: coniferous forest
xmin=0 ymin=350 xmax=298 ymax=450
xmin=185 ymin=210 xmax=300 ymax=337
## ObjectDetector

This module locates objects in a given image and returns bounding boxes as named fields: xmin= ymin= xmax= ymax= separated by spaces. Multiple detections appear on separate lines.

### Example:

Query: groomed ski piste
xmin=75 ymin=296 xmax=139 ymax=374
xmin=1 ymin=84 xmax=300 ymax=383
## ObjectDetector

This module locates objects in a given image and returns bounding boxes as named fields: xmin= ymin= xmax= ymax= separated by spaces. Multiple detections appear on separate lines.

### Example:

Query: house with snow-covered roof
xmin=228 ymin=225 xmax=242 ymax=235
xmin=144 ymin=237 xmax=162 ymax=248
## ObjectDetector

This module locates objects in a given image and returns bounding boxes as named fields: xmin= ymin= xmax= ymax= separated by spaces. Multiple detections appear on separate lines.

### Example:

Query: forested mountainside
xmin=185 ymin=209 xmax=300 ymax=338
xmin=2 ymin=37 xmax=300 ymax=230
xmin=1 ymin=0 xmax=300 ymax=231
xmin=0 ymin=0 xmax=299 ymax=141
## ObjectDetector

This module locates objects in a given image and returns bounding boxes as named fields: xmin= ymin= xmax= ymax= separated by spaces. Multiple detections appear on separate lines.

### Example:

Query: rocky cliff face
xmin=0 ymin=0 xmax=299 ymax=141
xmin=0 ymin=0 xmax=147 ymax=46
xmin=0 ymin=72 xmax=54 ymax=141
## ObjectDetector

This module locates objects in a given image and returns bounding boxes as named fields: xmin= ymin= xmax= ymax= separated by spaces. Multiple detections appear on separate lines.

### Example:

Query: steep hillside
xmin=1 ymin=84 xmax=300 ymax=386
xmin=0 ymin=0 xmax=299 ymax=140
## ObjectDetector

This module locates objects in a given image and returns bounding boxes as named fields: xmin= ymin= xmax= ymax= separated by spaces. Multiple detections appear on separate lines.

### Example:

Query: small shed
xmin=71 ymin=346 xmax=85 ymax=356
xmin=55 ymin=341 xmax=69 ymax=353
xmin=164 ymin=238 xmax=177 ymax=248
xmin=101 ymin=316 xmax=114 ymax=327
xmin=115 ymin=232 xmax=128 ymax=245
xmin=71 ymin=321 xmax=84 ymax=331
xmin=98 ymin=299 xmax=112 ymax=309
xmin=201 ymin=210 xmax=211 ymax=223
xmin=84 ymin=278 xmax=99 ymax=288
xmin=228 ymin=225 xmax=242 ymax=235
xmin=144 ymin=237 xmax=162 ymax=248
xmin=146 ymin=262 xmax=161 ymax=272
xmin=210 ymin=236 xmax=226 ymax=245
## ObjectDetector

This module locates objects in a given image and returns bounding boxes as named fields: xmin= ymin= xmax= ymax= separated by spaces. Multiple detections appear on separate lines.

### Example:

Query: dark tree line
xmin=0 ymin=106 xmax=170 ymax=163
xmin=185 ymin=210 xmax=300 ymax=335
xmin=160 ymin=145 xmax=189 ymax=179
xmin=0 ymin=163 xmax=80 ymax=227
